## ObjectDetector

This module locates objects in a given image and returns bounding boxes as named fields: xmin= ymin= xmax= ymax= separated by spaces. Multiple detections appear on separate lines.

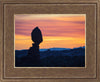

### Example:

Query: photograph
xmin=15 ymin=14 xmax=85 ymax=67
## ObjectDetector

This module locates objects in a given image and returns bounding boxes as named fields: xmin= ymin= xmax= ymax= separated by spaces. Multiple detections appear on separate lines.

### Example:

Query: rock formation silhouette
xmin=31 ymin=27 xmax=43 ymax=45
xmin=21 ymin=27 xmax=43 ymax=66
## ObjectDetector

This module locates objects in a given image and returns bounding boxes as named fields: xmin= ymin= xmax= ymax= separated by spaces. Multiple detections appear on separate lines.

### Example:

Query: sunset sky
xmin=15 ymin=14 xmax=85 ymax=50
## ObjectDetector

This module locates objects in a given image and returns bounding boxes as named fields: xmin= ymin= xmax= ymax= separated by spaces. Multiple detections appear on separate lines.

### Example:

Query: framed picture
xmin=15 ymin=14 xmax=85 ymax=67
xmin=0 ymin=0 xmax=100 ymax=82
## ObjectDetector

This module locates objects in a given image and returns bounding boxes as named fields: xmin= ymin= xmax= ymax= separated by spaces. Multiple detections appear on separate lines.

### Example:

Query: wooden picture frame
xmin=0 ymin=0 xmax=100 ymax=82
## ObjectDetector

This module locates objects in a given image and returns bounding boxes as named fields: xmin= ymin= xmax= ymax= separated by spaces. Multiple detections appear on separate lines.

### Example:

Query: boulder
xmin=31 ymin=27 xmax=43 ymax=44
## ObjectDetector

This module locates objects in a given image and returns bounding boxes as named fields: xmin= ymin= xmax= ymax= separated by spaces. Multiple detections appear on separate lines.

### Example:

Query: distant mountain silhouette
xmin=15 ymin=47 xmax=85 ymax=67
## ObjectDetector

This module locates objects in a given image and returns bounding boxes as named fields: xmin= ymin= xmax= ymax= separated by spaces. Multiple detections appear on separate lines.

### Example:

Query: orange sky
xmin=15 ymin=14 xmax=85 ymax=50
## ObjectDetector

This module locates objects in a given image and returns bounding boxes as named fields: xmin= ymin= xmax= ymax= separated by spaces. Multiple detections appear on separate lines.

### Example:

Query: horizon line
xmin=15 ymin=46 xmax=85 ymax=51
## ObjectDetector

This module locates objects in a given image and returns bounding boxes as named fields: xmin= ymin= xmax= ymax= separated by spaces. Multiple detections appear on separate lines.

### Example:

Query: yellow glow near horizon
xmin=15 ymin=35 xmax=85 ymax=50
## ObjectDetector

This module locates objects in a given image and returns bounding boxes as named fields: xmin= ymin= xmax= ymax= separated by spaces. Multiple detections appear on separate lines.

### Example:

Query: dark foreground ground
xmin=15 ymin=47 xmax=85 ymax=67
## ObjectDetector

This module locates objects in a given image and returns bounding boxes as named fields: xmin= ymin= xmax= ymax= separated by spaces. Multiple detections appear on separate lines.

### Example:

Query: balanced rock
xmin=31 ymin=27 xmax=43 ymax=44
xmin=26 ymin=27 xmax=43 ymax=66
